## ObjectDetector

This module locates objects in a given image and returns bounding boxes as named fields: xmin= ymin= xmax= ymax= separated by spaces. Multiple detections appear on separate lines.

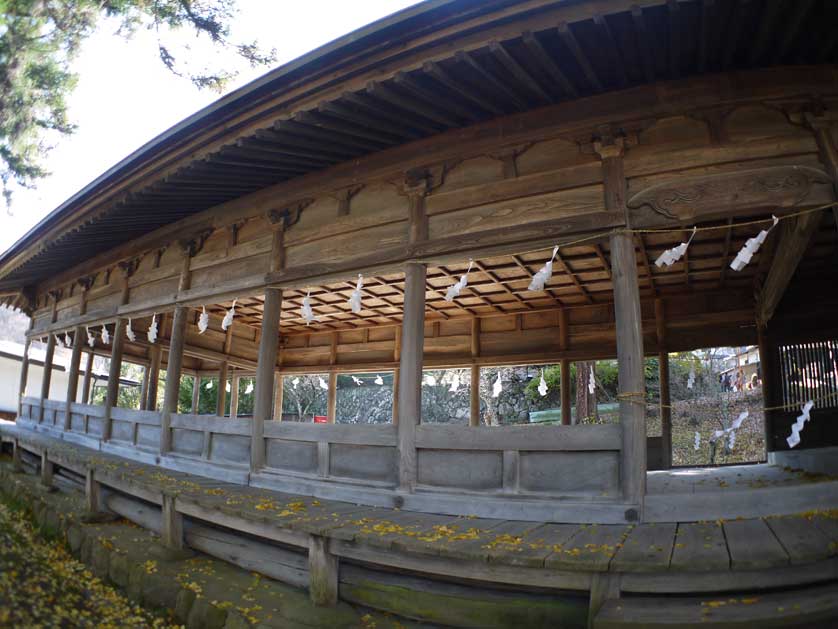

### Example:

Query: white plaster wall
xmin=0 ymin=357 xmax=78 ymax=413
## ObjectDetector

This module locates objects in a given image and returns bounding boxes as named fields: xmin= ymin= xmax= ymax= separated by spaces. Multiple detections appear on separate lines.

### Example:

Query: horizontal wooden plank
xmin=170 ymin=414 xmax=251 ymax=436
xmin=263 ymin=422 xmax=397 ymax=446
xmin=69 ymin=402 xmax=106 ymax=417
xmin=110 ymin=407 xmax=162 ymax=425
xmin=415 ymin=424 xmax=622 ymax=451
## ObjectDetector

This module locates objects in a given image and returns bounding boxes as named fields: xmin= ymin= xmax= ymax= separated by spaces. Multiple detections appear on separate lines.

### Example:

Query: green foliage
xmin=0 ymin=0 xmax=276 ymax=209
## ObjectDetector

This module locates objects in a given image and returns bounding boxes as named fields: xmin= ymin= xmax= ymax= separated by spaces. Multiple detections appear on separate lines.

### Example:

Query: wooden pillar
xmin=598 ymin=136 xmax=646 ymax=511
xmin=12 ymin=439 xmax=23 ymax=473
xmin=64 ymin=326 xmax=85 ymax=430
xmin=253 ymin=288 xmax=282 ymax=471
xmin=81 ymin=350 xmax=94 ymax=404
xmin=102 ymin=318 xmax=126 ymax=442
xmin=308 ymin=534 xmax=338 ymax=606
xmin=391 ymin=368 xmax=400 ymax=425
xmin=805 ymin=112 xmax=838 ymax=229
xmin=469 ymin=364 xmax=480 ymax=427
xmin=230 ymin=374 xmax=239 ymax=419
xmin=160 ymin=306 xmax=187 ymax=454
xmin=273 ymin=374 xmax=284 ymax=421
xmin=161 ymin=494 xmax=184 ymax=550
xmin=326 ymin=372 xmax=338 ymax=424
xmin=17 ymin=319 xmax=33 ymax=416
xmin=40 ymin=451 xmax=54 ymax=488
xmin=397 ymin=262 xmax=426 ymax=492
xmin=469 ymin=317 xmax=480 ymax=427
xmin=85 ymin=468 xmax=103 ymax=515
xmin=561 ymin=359 xmax=572 ymax=425
xmin=757 ymin=324 xmax=776 ymax=454
xmin=39 ymin=333 xmax=56 ymax=422
xmin=216 ymin=361 xmax=228 ymax=416
xmin=146 ymin=344 xmax=162 ymax=411
xmin=191 ymin=375 xmax=201 ymax=414
xmin=655 ymin=298 xmax=672 ymax=469
xmin=139 ymin=361 xmax=151 ymax=411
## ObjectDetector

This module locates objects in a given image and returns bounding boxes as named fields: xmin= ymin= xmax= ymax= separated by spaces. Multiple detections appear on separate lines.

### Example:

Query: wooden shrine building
xmin=2 ymin=1 xmax=838 ymax=626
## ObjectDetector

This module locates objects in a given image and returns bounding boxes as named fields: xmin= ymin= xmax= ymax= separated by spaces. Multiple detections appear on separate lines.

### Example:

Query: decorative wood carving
xmin=179 ymin=229 xmax=214 ymax=258
xmin=267 ymin=199 xmax=313 ymax=230
xmin=627 ymin=165 xmax=833 ymax=221
xmin=77 ymin=275 xmax=96 ymax=292
xmin=331 ymin=184 xmax=364 ymax=217
xmin=488 ymin=143 xmax=533 ymax=179
xmin=117 ymin=257 xmax=141 ymax=278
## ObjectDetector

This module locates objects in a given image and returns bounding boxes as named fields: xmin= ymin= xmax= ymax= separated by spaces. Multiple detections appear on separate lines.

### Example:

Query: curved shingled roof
xmin=1 ymin=0 xmax=836 ymax=293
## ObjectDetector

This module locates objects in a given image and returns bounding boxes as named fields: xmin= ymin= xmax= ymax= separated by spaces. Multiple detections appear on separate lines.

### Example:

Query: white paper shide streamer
xmin=445 ymin=260 xmax=473 ymax=302
xmin=126 ymin=319 xmax=136 ymax=342
xmin=348 ymin=274 xmax=364 ymax=314
xmin=449 ymin=372 xmax=460 ymax=393
xmin=301 ymin=291 xmax=317 ymax=326
xmin=147 ymin=314 xmax=158 ymax=344
xmin=424 ymin=374 xmax=437 ymax=387
xmin=222 ymin=300 xmax=237 ymax=331
xmin=538 ymin=370 xmax=548 ymax=397
xmin=86 ymin=327 xmax=95 ymax=348
xmin=63 ymin=332 xmax=72 ymax=348
xmin=245 ymin=381 xmax=254 ymax=394
xmin=730 ymin=215 xmax=779 ymax=272
xmin=588 ymin=365 xmax=596 ymax=395
xmin=351 ymin=376 xmax=363 ymax=386
xmin=198 ymin=306 xmax=209 ymax=334
xmin=694 ymin=431 xmax=701 ymax=451
xmin=492 ymin=372 xmax=503 ymax=398
xmin=292 ymin=377 xmax=300 ymax=389
xmin=205 ymin=379 xmax=214 ymax=390
xmin=374 ymin=375 xmax=384 ymax=386
xmin=655 ymin=227 xmax=696 ymax=267
xmin=787 ymin=400 xmax=814 ymax=448
xmin=687 ymin=368 xmax=696 ymax=390
xmin=528 ymin=246 xmax=558 ymax=292
xmin=225 ymin=380 xmax=231 ymax=393
xmin=101 ymin=324 xmax=110 ymax=345
xmin=318 ymin=377 xmax=329 ymax=390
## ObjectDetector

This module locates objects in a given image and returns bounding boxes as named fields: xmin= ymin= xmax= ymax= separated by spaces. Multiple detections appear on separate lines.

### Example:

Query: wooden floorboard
xmin=723 ymin=519 xmax=789 ymax=571
xmin=669 ymin=522 xmax=730 ymax=572
xmin=5 ymin=424 xmax=836 ymax=581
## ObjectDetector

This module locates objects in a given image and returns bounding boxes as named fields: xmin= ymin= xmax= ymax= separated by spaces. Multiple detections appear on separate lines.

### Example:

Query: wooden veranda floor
xmin=3 ymin=422 xmax=838 ymax=627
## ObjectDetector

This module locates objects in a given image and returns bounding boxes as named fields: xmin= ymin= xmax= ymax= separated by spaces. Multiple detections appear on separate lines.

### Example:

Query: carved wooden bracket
xmin=569 ymin=121 xmax=650 ymax=157
xmin=153 ymin=246 xmax=168 ymax=268
xmin=268 ymin=199 xmax=313 ymax=230
xmin=488 ymin=143 xmax=533 ymax=179
xmin=117 ymin=257 xmax=141 ymax=278
xmin=331 ymin=184 xmax=364 ymax=217
xmin=228 ymin=220 xmax=246 ymax=247
xmin=76 ymin=275 xmax=96 ymax=292
xmin=627 ymin=165 xmax=833 ymax=222
xmin=48 ymin=288 xmax=63 ymax=302
xmin=180 ymin=229 xmax=214 ymax=258
xmin=399 ymin=161 xmax=460 ymax=197
xmin=687 ymin=107 xmax=733 ymax=145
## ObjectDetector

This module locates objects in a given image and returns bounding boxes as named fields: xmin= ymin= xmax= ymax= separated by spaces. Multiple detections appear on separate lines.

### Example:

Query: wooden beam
xmin=40 ymin=451 xmax=53 ymax=488
xmin=327 ymin=372 xmax=338 ymax=424
xmin=216 ymin=360 xmax=228 ymax=416
xmin=273 ymin=373 xmax=284 ymax=421
xmin=102 ymin=318 xmax=127 ymax=442
xmin=81 ymin=351 xmax=94 ymax=405
xmin=17 ymin=326 xmax=32 ymax=416
xmin=229 ymin=373 xmax=239 ymax=419
xmin=160 ymin=306 xmax=187 ymax=453
xmin=655 ymin=298 xmax=671 ymax=470
xmin=308 ymin=535 xmax=338 ymax=607
xmin=253 ymin=288 xmax=282 ymax=471
xmin=161 ymin=494 xmax=184 ymax=550
xmin=599 ymin=140 xmax=645 ymax=512
xmin=756 ymin=211 xmax=822 ymax=326
xmin=145 ymin=344 xmax=162 ymax=411
xmin=39 ymin=334 xmax=56 ymax=422
xmin=397 ymin=262 xmax=426 ymax=492
xmin=64 ymin=326 xmax=84 ymax=429
xmin=561 ymin=358 xmax=571 ymax=426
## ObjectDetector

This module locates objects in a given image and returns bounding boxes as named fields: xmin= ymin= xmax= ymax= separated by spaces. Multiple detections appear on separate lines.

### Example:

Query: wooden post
xmin=146 ymin=344 xmax=162 ymax=411
xmin=12 ymin=440 xmax=23 ymax=473
xmin=85 ymin=469 xmax=103 ymax=514
xmin=102 ymin=318 xmax=126 ymax=442
xmin=81 ymin=351 xmax=94 ymax=405
xmin=160 ymin=307 xmax=187 ymax=454
xmin=139 ymin=359 xmax=151 ymax=411
xmin=597 ymin=135 xmax=646 ymax=511
xmin=757 ymin=324 xmax=776 ymax=455
xmin=229 ymin=374 xmax=239 ymax=419
xmin=391 ymin=368 xmax=400 ymax=425
xmin=39 ymin=334 xmax=57 ymax=422
xmin=308 ymin=534 xmax=338 ymax=607
xmin=191 ymin=374 xmax=200 ymax=414
xmin=469 ymin=364 xmax=480 ymax=427
xmin=64 ymin=326 xmax=85 ymax=430
xmin=17 ymin=320 xmax=33 ymax=416
xmin=327 ymin=372 xmax=338 ymax=423
xmin=397 ymin=262 xmax=426 ymax=492
xmin=655 ymin=298 xmax=672 ymax=469
xmin=216 ymin=361 xmax=228 ymax=416
xmin=161 ymin=494 xmax=184 ymax=550
xmin=561 ymin=359 xmax=572 ymax=425
xmin=253 ymin=288 xmax=282 ymax=471
xmin=273 ymin=374 xmax=284 ymax=421
xmin=40 ymin=451 xmax=53 ymax=487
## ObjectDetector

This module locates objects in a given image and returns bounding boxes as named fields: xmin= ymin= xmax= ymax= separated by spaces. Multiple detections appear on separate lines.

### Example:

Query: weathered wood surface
xmin=5 ymin=423 xmax=837 ymax=599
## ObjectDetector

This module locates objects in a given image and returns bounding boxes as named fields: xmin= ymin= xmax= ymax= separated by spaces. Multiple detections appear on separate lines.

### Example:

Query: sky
xmin=0 ymin=0 xmax=420 ymax=253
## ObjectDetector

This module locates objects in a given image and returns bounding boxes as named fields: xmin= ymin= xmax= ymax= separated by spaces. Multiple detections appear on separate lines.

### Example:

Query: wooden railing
xmin=17 ymin=399 xmax=631 ymax=521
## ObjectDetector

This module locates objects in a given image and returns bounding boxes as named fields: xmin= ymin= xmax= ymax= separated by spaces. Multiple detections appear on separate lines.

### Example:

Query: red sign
xmin=313 ymin=415 xmax=328 ymax=423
